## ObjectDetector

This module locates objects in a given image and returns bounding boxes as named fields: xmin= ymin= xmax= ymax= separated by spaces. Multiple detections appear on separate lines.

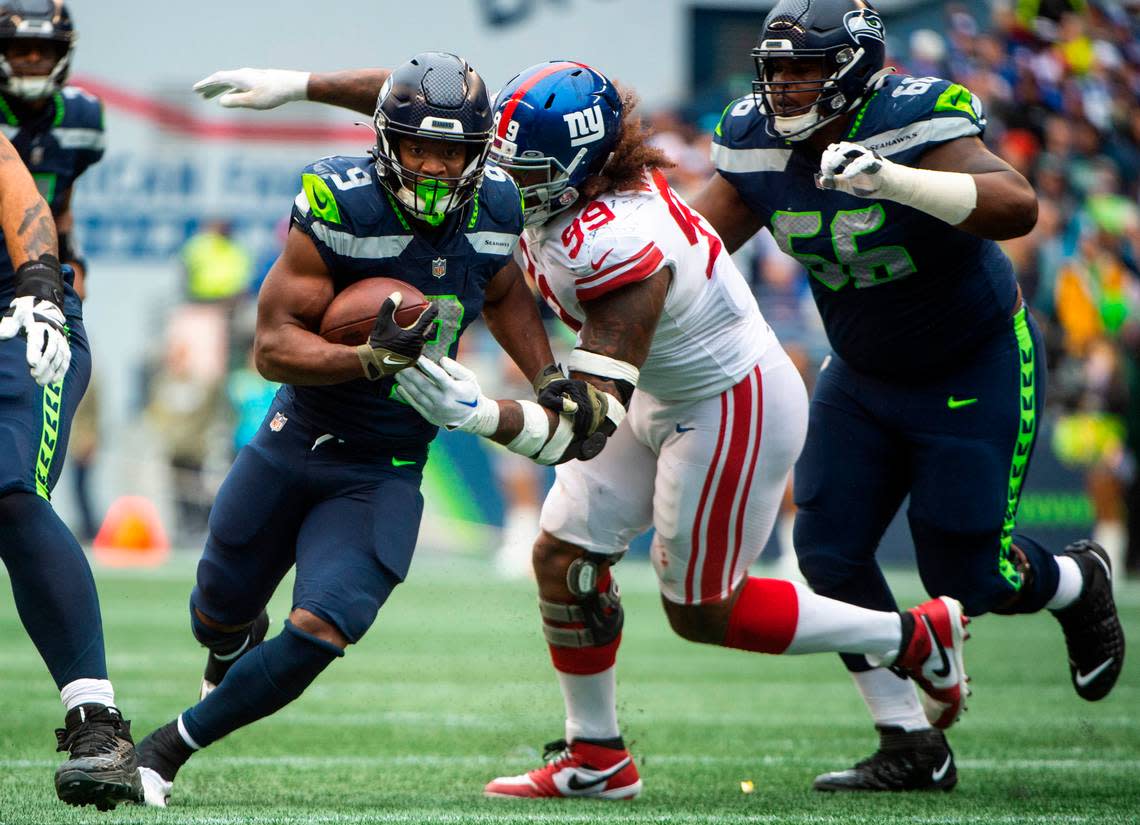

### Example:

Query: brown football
xmin=319 ymin=277 xmax=430 ymax=346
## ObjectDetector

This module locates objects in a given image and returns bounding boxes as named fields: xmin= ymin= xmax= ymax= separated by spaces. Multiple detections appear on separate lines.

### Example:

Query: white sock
xmin=1093 ymin=521 xmax=1126 ymax=583
xmin=60 ymin=678 xmax=115 ymax=711
xmin=786 ymin=583 xmax=903 ymax=658
xmin=1047 ymin=554 xmax=1084 ymax=610
xmin=558 ymin=666 xmax=620 ymax=742
xmin=852 ymin=668 xmax=929 ymax=732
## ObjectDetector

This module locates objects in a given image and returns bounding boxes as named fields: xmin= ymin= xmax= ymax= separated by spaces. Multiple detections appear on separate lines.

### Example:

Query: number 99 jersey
xmin=517 ymin=169 xmax=775 ymax=402
xmin=711 ymin=74 xmax=1021 ymax=380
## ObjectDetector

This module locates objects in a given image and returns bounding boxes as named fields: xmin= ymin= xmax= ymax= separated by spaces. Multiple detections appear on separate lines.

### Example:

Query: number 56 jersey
xmin=517 ymin=170 xmax=775 ymax=402
xmin=712 ymin=75 xmax=1021 ymax=381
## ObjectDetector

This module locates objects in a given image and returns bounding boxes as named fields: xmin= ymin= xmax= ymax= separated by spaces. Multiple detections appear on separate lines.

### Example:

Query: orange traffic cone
xmin=93 ymin=495 xmax=170 ymax=567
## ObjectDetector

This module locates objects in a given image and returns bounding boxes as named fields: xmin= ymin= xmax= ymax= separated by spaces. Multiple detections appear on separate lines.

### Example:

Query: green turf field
xmin=1 ymin=554 xmax=1137 ymax=824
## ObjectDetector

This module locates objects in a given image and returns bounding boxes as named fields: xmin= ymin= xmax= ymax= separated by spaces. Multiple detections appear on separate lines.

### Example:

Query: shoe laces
xmin=541 ymin=739 xmax=573 ymax=765
xmin=56 ymin=715 xmax=129 ymax=758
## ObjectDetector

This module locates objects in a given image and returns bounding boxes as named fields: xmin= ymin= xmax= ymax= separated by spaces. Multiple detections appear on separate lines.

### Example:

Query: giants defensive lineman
xmin=689 ymin=0 xmax=1125 ymax=791
xmin=196 ymin=61 xmax=975 ymax=798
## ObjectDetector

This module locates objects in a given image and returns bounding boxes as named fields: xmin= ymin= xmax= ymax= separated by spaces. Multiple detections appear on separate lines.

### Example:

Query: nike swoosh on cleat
xmin=924 ymin=615 xmax=952 ymax=680
xmin=563 ymin=757 xmax=632 ymax=792
xmin=931 ymin=754 xmax=952 ymax=783
xmin=1075 ymin=658 xmax=1115 ymax=688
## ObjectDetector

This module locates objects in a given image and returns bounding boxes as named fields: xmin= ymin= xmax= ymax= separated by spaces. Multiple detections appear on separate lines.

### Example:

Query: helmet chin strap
xmin=769 ymin=65 xmax=896 ymax=142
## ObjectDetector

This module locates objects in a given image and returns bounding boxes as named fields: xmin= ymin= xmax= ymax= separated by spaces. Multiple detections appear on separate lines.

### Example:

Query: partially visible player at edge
xmin=684 ymin=0 xmax=1124 ymax=791
xmin=134 ymin=52 xmax=603 ymax=807
xmin=192 ymin=58 xmax=975 ymax=799
xmin=0 ymin=0 xmax=138 ymax=811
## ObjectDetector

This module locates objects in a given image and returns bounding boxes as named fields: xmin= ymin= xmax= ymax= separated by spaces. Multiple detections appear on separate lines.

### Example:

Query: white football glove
xmin=192 ymin=68 xmax=310 ymax=110
xmin=0 ymin=296 xmax=70 ymax=386
xmin=395 ymin=356 xmax=500 ymax=436
xmin=817 ymin=141 xmax=888 ymax=198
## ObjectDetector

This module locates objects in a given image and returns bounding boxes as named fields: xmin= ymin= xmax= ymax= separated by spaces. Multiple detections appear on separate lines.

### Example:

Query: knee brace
xmin=539 ymin=553 xmax=624 ymax=648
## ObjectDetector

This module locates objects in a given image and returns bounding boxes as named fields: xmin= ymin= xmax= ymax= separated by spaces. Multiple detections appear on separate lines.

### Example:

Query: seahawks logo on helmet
xmin=844 ymin=10 xmax=884 ymax=43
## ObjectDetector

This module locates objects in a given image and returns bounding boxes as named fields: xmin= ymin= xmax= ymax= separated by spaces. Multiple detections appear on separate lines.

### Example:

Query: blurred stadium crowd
xmin=91 ymin=1 xmax=1140 ymax=577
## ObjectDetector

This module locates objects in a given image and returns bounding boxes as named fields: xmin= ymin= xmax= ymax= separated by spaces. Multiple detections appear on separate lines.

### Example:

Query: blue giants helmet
xmin=490 ymin=61 xmax=622 ymax=226
xmin=752 ymin=0 xmax=888 ymax=141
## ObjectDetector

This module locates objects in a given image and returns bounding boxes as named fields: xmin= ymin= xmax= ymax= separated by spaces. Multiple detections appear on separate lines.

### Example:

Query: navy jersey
xmin=712 ymin=75 xmax=1019 ymax=379
xmin=0 ymin=86 xmax=104 ymax=313
xmin=283 ymin=155 xmax=523 ymax=449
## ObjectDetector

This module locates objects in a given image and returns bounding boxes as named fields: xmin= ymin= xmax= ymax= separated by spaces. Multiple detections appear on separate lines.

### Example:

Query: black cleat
xmin=813 ymin=726 xmax=956 ymax=792
xmin=54 ymin=704 xmax=143 ymax=810
xmin=136 ymin=719 xmax=195 ymax=807
xmin=1051 ymin=540 xmax=1125 ymax=701
xmin=200 ymin=609 xmax=269 ymax=699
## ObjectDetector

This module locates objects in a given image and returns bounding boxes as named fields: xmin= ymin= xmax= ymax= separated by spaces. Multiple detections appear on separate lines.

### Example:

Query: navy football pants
xmin=0 ymin=314 xmax=105 ymax=688
xmin=794 ymin=308 xmax=1056 ymax=671
xmin=192 ymin=403 xmax=426 ymax=645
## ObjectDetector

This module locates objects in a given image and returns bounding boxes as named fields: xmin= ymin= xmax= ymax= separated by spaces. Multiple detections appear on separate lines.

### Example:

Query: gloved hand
xmin=816 ymin=141 xmax=888 ymax=198
xmin=0 ymin=259 xmax=70 ymax=386
xmin=356 ymin=293 xmax=439 ymax=380
xmin=193 ymin=68 xmax=310 ymax=110
xmin=394 ymin=355 xmax=499 ymax=435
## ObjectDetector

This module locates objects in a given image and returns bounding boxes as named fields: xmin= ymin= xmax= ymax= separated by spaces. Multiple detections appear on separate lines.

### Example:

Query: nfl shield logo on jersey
xmin=269 ymin=412 xmax=288 ymax=432
xmin=432 ymin=257 xmax=447 ymax=278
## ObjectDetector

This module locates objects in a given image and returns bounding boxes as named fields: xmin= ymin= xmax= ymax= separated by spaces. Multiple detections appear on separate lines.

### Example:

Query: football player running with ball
xmin=135 ymin=53 xmax=602 ymax=807
xmin=194 ymin=60 xmax=978 ymax=799
xmin=686 ymin=0 xmax=1125 ymax=792
xmin=0 ymin=1 xmax=138 ymax=810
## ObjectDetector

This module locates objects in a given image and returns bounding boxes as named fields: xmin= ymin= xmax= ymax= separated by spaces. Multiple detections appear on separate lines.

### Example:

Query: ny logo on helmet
xmin=564 ymin=105 xmax=606 ymax=147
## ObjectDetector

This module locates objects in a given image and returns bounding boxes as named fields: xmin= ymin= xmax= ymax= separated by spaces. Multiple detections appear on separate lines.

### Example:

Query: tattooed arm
xmin=0 ymin=132 xmax=58 ymax=267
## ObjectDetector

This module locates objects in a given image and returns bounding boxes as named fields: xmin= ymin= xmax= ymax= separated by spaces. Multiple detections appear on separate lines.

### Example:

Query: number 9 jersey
xmin=711 ymin=75 xmax=1021 ymax=380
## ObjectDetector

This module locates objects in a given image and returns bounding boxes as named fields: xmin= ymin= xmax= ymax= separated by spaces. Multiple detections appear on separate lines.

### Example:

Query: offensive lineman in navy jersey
xmin=134 ymin=53 xmax=602 ymax=807
xmin=0 ymin=1 xmax=141 ymax=811
xmin=689 ymin=0 xmax=1125 ymax=792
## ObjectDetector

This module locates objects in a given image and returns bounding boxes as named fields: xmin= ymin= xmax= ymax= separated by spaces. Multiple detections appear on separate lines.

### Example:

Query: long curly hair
xmin=579 ymin=85 xmax=674 ymax=201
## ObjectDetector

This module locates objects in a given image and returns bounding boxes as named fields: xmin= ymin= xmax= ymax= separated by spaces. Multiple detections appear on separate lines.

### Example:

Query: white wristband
xmin=567 ymin=349 xmax=640 ymax=386
xmin=506 ymin=400 xmax=550 ymax=457
xmin=877 ymin=161 xmax=977 ymax=226
xmin=535 ymin=415 xmax=575 ymax=465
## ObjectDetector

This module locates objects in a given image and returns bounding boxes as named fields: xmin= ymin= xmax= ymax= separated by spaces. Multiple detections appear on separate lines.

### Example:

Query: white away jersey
xmin=516 ymin=170 xmax=774 ymax=401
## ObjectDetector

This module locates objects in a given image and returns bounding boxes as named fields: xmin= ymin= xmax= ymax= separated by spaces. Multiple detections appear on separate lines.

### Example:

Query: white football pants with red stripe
xmin=540 ymin=344 xmax=808 ymax=604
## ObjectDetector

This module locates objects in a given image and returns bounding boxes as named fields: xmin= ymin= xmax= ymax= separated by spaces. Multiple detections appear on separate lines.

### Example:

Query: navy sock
xmin=0 ymin=492 xmax=107 ymax=688
xmin=180 ymin=620 xmax=342 ymax=748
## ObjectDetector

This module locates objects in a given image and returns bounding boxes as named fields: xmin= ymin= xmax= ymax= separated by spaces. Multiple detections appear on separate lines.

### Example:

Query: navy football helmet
xmin=373 ymin=52 xmax=493 ymax=226
xmin=0 ymin=0 xmax=75 ymax=100
xmin=752 ymin=0 xmax=888 ymax=141
xmin=489 ymin=61 xmax=622 ymax=226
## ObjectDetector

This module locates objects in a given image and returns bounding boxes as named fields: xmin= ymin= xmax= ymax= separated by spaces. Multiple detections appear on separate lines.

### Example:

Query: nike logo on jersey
xmin=947 ymin=396 xmax=978 ymax=409
xmin=311 ymin=433 xmax=345 ymax=451
xmin=560 ymin=757 xmax=632 ymax=792
xmin=391 ymin=457 xmax=418 ymax=467
xmin=675 ymin=424 xmax=695 ymax=434
xmin=589 ymin=249 xmax=613 ymax=271
xmin=1074 ymin=657 xmax=1115 ymax=688
xmin=931 ymin=754 xmax=952 ymax=783
xmin=923 ymin=616 xmax=952 ymax=680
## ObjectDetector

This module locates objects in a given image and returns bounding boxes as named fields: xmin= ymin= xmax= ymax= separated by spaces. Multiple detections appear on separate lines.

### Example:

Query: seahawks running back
xmin=691 ymin=0 xmax=1125 ymax=793
xmin=135 ymin=52 xmax=595 ymax=807
xmin=0 ymin=1 xmax=140 ymax=810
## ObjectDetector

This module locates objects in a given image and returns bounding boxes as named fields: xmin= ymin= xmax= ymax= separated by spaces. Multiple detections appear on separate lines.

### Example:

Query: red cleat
xmin=894 ymin=597 xmax=970 ymax=729
xmin=484 ymin=739 xmax=641 ymax=800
